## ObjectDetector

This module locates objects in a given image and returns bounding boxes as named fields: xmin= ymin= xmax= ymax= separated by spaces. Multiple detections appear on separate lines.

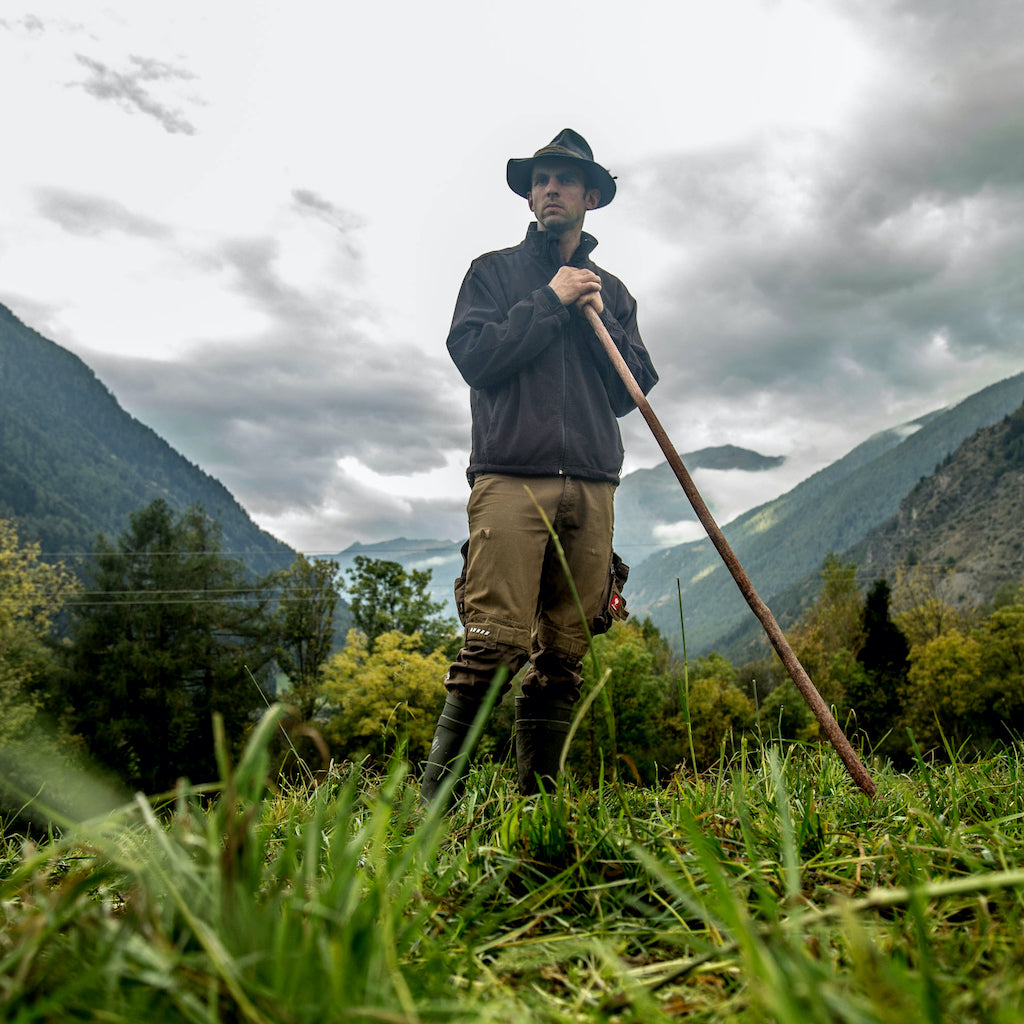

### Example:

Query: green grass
xmin=4 ymin=708 xmax=1024 ymax=1022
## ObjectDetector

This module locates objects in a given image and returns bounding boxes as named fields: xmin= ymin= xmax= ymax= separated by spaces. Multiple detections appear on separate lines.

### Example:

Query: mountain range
xmin=630 ymin=372 xmax=1024 ymax=658
xmin=0 ymin=302 xmax=294 ymax=577
xmin=330 ymin=444 xmax=788 ymax=621
xmin=3 ymin=299 xmax=1023 ymax=661
xmin=334 ymin=376 xmax=1024 ymax=657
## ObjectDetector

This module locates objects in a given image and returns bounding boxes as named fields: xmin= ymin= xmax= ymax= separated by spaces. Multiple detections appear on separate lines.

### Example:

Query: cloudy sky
xmin=2 ymin=1 xmax=1023 ymax=556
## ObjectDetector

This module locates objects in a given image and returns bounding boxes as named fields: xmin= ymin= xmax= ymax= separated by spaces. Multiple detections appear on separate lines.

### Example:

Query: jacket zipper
xmin=558 ymin=253 xmax=569 ymax=475
xmin=559 ymin=332 xmax=567 ymax=474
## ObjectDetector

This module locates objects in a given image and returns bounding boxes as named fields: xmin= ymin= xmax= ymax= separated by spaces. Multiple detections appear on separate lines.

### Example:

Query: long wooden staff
xmin=584 ymin=305 xmax=877 ymax=799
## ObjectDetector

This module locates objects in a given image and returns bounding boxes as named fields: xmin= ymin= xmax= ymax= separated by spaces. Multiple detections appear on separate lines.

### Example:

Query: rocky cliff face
xmin=858 ymin=403 xmax=1024 ymax=609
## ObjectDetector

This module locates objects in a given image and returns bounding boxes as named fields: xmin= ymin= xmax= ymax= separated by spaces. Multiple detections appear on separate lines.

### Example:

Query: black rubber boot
xmin=419 ymin=693 xmax=483 ymax=809
xmin=515 ymin=695 xmax=575 ymax=796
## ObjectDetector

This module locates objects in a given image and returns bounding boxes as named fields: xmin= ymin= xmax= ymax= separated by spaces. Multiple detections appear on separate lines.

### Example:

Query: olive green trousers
xmin=444 ymin=473 xmax=614 ymax=703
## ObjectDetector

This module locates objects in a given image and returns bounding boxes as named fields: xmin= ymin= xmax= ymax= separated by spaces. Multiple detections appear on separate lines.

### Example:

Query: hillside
xmin=0 ymin=302 xmax=295 ymax=576
xmin=854 ymin=402 xmax=1024 ymax=607
xmin=627 ymin=371 xmax=1024 ymax=656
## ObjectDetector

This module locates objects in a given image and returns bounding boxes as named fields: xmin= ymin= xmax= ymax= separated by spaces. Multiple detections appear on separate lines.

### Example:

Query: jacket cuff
xmin=539 ymin=285 xmax=569 ymax=317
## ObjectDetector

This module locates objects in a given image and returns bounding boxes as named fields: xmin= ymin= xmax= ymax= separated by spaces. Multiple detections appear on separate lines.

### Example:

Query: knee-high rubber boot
xmin=515 ymin=695 xmax=575 ymax=796
xmin=420 ymin=693 xmax=483 ymax=809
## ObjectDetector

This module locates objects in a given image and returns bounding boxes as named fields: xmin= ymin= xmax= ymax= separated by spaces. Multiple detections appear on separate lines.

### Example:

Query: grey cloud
xmin=34 ymin=187 xmax=171 ymax=239
xmin=624 ymin=7 xmax=1024 ymax=437
xmin=217 ymin=237 xmax=340 ymax=332
xmin=290 ymin=488 xmax=469 ymax=553
xmin=87 ymin=219 xmax=469 ymax=523
xmin=292 ymin=189 xmax=365 ymax=235
xmin=91 ymin=334 xmax=469 ymax=520
xmin=127 ymin=55 xmax=196 ymax=83
xmin=0 ymin=15 xmax=44 ymax=33
xmin=71 ymin=53 xmax=197 ymax=135
xmin=832 ymin=2 xmax=1024 ymax=202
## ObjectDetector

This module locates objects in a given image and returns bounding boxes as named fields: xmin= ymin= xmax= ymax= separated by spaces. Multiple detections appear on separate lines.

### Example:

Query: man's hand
xmin=577 ymin=289 xmax=604 ymax=316
xmin=549 ymin=267 xmax=603 ymax=314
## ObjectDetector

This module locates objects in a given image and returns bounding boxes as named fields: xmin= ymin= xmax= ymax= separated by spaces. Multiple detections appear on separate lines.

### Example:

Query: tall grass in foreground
xmin=4 ymin=709 xmax=1024 ymax=1023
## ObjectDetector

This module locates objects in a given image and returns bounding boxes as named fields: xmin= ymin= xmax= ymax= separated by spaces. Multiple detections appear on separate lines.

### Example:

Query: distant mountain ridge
xmin=332 ymin=537 xmax=465 ymax=621
xmin=628 ymin=371 xmax=1024 ymax=656
xmin=613 ymin=445 xmax=784 ymax=566
xmin=717 ymin=399 xmax=1024 ymax=662
xmin=327 ymin=448 xmax=789 ymax=619
xmin=328 ymin=381 xmax=1024 ymax=646
xmin=0 ymin=302 xmax=295 ymax=576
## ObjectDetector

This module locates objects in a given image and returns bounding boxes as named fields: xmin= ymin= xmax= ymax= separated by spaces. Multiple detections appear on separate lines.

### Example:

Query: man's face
xmin=528 ymin=160 xmax=601 ymax=235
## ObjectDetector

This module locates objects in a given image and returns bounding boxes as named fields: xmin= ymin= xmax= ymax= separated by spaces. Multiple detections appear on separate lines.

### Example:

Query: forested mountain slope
xmin=0 ymin=302 xmax=294 ymax=575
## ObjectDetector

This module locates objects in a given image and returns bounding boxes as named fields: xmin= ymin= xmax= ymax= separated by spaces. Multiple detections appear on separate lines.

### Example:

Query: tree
xmin=903 ymin=630 xmax=986 ymax=756
xmin=576 ymin=619 xmax=670 ymax=783
xmin=847 ymin=579 xmax=911 ymax=755
xmin=57 ymin=500 xmax=277 ymax=793
xmin=344 ymin=556 xmax=458 ymax=654
xmin=992 ymin=581 xmax=1024 ymax=611
xmin=900 ymin=598 xmax=1024 ymax=760
xmin=761 ymin=678 xmax=818 ymax=743
xmin=890 ymin=563 xmax=969 ymax=650
xmin=320 ymin=629 xmax=449 ymax=764
xmin=681 ymin=652 xmax=756 ymax=769
xmin=572 ymin=619 xmax=751 ymax=782
xmin=975 ymin=603 xmax=1024 ymax=739
xmin=787 ymin=553 xmax=865 ymax=710
xmin=859 ymin=580 xmax=910 ymax=681
xmin=273 ymin=554 xmax=340 ymax=721
xmin=0 ymin=519 xmax=77 ymax=744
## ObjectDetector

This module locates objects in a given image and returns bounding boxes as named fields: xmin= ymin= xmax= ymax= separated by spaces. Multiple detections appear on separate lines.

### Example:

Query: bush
xmin=321 ymin=629 xmax=449 ymax=765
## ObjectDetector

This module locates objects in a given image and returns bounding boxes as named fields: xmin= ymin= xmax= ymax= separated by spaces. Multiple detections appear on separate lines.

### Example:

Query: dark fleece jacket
xmin=447 ymin=223 xmax=658 ymax=485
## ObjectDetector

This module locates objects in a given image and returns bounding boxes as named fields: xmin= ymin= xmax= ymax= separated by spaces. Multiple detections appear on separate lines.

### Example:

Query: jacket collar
xmin=525 ymin=222 xmax=599 ymax=266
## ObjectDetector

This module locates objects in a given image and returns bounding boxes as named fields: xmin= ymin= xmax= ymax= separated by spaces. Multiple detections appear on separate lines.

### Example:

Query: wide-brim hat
xmin=506 ymin=129 xmax=617 ymax=208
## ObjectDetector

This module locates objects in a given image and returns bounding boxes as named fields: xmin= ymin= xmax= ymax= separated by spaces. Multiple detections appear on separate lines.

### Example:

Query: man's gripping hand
xmin=548 ymin=267 xmax=604 ymax=315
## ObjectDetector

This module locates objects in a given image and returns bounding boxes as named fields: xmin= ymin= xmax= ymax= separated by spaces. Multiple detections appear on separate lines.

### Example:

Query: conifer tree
xmin=849 ymin=578 xmax=910 ymax=754
xmin=58 ymin=500 xmax=276 ymax=792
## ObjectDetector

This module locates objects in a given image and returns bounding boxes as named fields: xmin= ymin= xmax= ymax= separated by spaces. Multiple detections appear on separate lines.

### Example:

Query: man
xmin=421 ymin=129 xmax=658 ymax=804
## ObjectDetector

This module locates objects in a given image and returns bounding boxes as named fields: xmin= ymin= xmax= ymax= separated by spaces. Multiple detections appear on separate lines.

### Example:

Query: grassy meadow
xmin=3 ymin=704 xmax=1024 ymax=1023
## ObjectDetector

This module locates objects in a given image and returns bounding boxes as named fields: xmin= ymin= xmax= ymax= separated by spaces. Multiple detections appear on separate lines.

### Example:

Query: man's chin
xmin=539 ymin=217 xmax=570 ymax=236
